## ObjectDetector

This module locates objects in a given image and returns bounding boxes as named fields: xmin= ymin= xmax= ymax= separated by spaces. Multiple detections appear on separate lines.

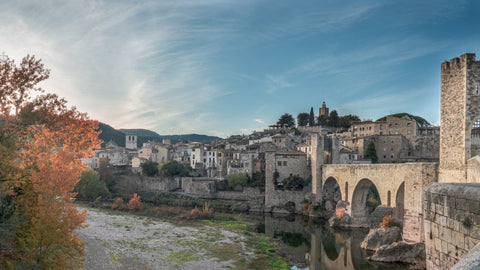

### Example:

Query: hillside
xmin=97 ymin=124 xmax=221 ymax=148
xmin=376 ymin=113 xmax=431 ymax=127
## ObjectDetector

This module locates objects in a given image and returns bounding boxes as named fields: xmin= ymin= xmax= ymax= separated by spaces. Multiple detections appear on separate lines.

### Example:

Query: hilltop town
xmin=86 ymin=103 xmax=440 ymax=178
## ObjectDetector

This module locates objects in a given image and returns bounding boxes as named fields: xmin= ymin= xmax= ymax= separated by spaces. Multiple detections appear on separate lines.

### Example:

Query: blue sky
xmin=1 ymin=0 xmax=479 ymax=137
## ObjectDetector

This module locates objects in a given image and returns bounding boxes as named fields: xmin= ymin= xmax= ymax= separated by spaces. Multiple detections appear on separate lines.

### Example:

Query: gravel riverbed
xmin=78 ymin=208 xmax=252 ymax=270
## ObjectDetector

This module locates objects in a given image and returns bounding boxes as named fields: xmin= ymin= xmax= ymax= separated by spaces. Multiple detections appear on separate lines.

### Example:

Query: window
xmin=395 ymin=123 xmax=398 ymax=127
xmin=283 ymin=161 xmax=287 ymax=166
xmin=380 ymin=124 xmax=383 ymax=130
xmin=407 ymin=123 xmax=411 ymax=127
xmin=278 ymin=161 xmax=282 ymax=166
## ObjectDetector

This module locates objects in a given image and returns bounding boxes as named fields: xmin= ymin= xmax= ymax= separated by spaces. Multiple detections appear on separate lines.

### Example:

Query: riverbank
xmin=77 ymin=205 xmax=290 ymax=269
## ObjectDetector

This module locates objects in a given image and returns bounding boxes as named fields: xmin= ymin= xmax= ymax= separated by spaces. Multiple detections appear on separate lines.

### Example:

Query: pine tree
xmin=309 ymin=107 xmax=315 ymax=126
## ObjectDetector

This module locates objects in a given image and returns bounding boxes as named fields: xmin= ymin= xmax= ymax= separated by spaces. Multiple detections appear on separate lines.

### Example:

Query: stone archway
xmin=351 ymin=179 xmax=381 ymax=218
xmin=394 ymin=182 xmax=405 ymax=223
xmin=322 ymin=177 xmax=342 ymax=211
xmin=470 ymin=118 xmax=480 ymax=157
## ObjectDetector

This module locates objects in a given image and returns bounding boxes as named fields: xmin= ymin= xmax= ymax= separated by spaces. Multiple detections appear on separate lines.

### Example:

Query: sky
xmin=1 ymin=0 xmax=479 ymax=138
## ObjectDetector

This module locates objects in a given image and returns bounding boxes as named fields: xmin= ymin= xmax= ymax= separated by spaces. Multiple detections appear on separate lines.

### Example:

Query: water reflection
xmin=244 ymin=214 xmax=408 ymax=270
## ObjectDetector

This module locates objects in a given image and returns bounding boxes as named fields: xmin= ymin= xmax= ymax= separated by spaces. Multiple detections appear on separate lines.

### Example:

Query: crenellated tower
xmin=439 ymin=53 xmax=480 ymax=182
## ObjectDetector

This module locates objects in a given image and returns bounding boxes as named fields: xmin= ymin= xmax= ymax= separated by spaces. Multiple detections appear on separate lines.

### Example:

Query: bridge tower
xmin=439 ymin=53 xmax=480 ymax=182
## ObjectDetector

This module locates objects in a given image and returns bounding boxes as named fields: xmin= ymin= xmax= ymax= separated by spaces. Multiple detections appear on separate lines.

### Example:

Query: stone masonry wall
xmin=440 ymin=53 xmax=480 ymax=183
xmin=424 ymin=183 xmax=480 ymax=269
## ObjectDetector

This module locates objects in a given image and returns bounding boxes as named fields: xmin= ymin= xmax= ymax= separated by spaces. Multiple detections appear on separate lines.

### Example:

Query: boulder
xmin=369 ymin=206 xmax=394 ymax=228
xmin=360 ymin=227 xmax=402 ymax=251
xmin=370 ymin=242 xmax=425 ymax=267
xmin=328 ymin=213 xmax=352 ymax=228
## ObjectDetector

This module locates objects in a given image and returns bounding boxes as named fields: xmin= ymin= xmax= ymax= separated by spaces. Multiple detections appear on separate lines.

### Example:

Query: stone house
xmin=170 ymin=141 xmax=191 ymax=165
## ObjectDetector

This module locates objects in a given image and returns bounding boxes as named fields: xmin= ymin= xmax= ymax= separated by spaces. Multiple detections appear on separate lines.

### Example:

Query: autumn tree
xmin=297 ymin=112 xmax=309 ymax=126
xmin=0 ymin=54 xmax=101 ymax=268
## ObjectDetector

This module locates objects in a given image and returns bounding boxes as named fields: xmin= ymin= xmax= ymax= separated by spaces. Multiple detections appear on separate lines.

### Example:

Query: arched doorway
xmin=394 ymin=182 xmax=405 ymax=224
xmin=470 ymin=118 xmax=480 ymax=157
xmin=351 ymin=179 xmax=381 ymax=218
xmin=322 ymin=177 xmax=342 ymax=211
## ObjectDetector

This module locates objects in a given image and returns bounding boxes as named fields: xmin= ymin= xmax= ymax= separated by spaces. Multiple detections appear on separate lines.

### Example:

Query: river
xmin=238 ymin=213 xmax=409 ymax=270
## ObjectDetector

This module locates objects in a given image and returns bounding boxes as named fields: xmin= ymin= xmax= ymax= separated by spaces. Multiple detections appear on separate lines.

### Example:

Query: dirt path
xmin=78 ymin=208 xmax=250 ymax=270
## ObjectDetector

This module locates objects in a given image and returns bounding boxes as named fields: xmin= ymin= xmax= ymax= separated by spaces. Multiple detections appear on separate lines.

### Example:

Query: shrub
xmin=141 ymin=160 xmax=159 ymax=176
xmin=336 ymin=208 xmax=345 ymax=219
xmin=74 ymin=168 xmax=110 ymax=200
xmin=186 ymin=202 xmax=214 ymax=219
xmin=282 ymin=175 xmax=307 ymax=189
xmin=128 ymin=193 xmax=142 ymax=210
xmin=380 ymin=215 xmax=397 ymax=229
xmin=111 ymin=197 xmax=124 ymax=210
xmin=159 ymin=160 xmax=190 ymax=177
xmin=227 ymin=173 xmax=249 ymax=189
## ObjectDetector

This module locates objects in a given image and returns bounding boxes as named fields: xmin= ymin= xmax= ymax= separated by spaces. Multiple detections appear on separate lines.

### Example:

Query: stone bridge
xmin=318 ymin=163 xmax=438 ymax=242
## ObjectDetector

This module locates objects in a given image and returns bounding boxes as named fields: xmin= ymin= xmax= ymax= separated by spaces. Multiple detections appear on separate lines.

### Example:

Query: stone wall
xmin=424 ymin=183 xmax=480 ymax=269
xmin=439 ymin=53 xmax=480 ymax=183
xmin=412 ymin=133 xmax=440 ymax=161
xmin=114 ymin=175 xmax=181 ymax=195
xmin=181 ymin=177 xmax=217 ymax=198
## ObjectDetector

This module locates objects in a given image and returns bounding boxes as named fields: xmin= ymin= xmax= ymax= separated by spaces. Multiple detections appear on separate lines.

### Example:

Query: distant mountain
xmin=97 ymin=123 xmax=221 ymax=148
xmin=97 ymin=122 xmax=126 ymax=148
xmin=119 ymin=129 xmax=161 ymax=138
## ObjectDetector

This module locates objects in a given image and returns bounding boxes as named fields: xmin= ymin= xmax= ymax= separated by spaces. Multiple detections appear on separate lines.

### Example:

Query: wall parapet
xmin=424 ymin=183 xmax=480 ymax=270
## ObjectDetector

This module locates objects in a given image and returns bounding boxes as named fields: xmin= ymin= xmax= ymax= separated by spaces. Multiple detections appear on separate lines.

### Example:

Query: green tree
xmin=365 ymin=141 xmax=378 ymax=163
xmin=227 ymin=173 xmax=249 ymax=189
xmin=277 ymin=113 xmax=295 ymax=127
xmin=317 ymin=115 xmax=328 ymax=126
xmin=328 ymin=110 xmax=339 ymax=127
xmin=338 ymin=114 xmax=360 ymax=129
xmin=98 ymin=158 xmax=114 ymax=191
xmin=159 ymin=160 xmax=190 ymax=177
xmin=74 ymin=168 xmax=109 ymax=200
xmin=309 ymin=107 xmax=315 ymax=126
xmin=140 ymin=160 xmax=159 ymax=176
xmin=297 ymin=113 xmax=309 ymax=126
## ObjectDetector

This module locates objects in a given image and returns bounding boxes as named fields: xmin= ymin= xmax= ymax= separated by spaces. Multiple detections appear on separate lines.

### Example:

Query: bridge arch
xmin=394 ymin=182 xmax=405 ymax=223
xmin=351 ymin=178 xmax=381 ymax=218
xmin=322 ymin=176 xmax=342 ymax=211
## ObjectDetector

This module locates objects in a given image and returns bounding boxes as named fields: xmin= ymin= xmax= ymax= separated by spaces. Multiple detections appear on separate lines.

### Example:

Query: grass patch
xmin=165 ymin=251 xmax=204 ymax=265
xmin=201 ymin=218 xmax=250 ymax=233
xmin=208 ymin=242 xmax=243 ymax=261
xmin=109 ymin=252 xmax=121 ymax=264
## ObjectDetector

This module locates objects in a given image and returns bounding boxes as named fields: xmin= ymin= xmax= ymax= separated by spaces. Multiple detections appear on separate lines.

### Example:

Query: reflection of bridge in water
xmin=256 ymin=214 xmax=408 ymax=270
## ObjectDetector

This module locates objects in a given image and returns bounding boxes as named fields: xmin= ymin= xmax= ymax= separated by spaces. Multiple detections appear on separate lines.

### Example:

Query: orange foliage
xmin=128 ymin=193 xmax=143 ymax=210
xmin=0 ymin=54 xmax=101 ymax=268
xmin=380 ymin=215 xmax=395 ymax=229
xmin=336 ymin=208 xmax=346 ymax=219
xmin=112 ymin=197 xmax=124 ymax=210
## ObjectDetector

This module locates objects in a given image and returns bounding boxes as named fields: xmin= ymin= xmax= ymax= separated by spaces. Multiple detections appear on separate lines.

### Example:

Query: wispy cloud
xmin=254 ymin=119 xmax=266 ymax=124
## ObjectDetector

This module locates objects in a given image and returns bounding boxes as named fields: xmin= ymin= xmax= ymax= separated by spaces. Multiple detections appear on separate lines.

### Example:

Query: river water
xmin=238 ymin=213 xmax=409 ymax=270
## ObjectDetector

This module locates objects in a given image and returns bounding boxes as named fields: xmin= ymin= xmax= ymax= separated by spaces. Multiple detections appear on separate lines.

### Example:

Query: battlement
xmin=442 ymin=53 xmax=477 ymax=70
